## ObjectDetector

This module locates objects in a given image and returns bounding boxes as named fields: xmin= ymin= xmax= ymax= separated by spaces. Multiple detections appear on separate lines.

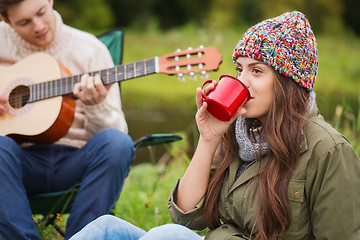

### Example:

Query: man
xmin=0 ymin=0 xmax=135 ymax=239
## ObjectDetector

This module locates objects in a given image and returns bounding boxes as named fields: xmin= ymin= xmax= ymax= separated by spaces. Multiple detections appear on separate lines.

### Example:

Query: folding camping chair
xmin=28 ymin=29 xmax=182 ymax=238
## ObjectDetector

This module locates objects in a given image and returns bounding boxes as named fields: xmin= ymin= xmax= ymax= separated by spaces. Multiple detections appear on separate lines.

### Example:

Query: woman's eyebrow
xmin=235 ymin=61 xmax=266 ymax=67
xmin=248 ymin=61 xmax=267 ymax=67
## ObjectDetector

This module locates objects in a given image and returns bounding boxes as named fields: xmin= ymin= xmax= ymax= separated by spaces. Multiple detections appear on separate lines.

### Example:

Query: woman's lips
xmin=245 ymin=96 xmax=254 ymax=103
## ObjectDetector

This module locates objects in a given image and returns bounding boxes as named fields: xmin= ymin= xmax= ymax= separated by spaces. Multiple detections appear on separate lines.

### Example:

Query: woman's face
xmin=4 ymin=0 xmax=56 ymax=48
xmin=235 ymin=57 xmax=275 ymax=123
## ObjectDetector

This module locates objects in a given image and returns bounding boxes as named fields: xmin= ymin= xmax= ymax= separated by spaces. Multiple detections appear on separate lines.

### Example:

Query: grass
xmin=314 ymin=32 xmax=360 ymax=119
xmin=35 ymin=27 xmax=360 ymax=239
xmin=113 ymin=132 xmax=189 ymax=229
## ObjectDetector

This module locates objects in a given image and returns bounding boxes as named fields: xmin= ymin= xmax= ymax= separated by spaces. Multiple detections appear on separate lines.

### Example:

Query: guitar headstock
xmin=158 ymin=46 xmax=222 ymax=81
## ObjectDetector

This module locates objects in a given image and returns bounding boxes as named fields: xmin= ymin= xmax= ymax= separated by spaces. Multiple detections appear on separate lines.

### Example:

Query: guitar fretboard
xmin=28 ymin=58 xmax=158 ymax=102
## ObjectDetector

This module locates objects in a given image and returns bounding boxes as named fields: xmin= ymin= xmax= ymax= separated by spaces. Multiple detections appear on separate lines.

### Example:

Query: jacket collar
xmin=300 ymin=101 xmax=320 ymax=154
xmin=227 ymin=157 xmax=262 ymax=195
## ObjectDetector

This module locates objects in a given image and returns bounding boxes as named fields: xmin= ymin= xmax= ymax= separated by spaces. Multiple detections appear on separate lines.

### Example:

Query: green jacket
xmin=168 ymin=113 xmax=360 ymax=239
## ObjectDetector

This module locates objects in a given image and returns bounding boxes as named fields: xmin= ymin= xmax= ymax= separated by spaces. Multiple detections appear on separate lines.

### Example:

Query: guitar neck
xmin=28 ymin=57 xmax=158 ymax=102
xmin=26 ymin=46 xmax=222 ymax=103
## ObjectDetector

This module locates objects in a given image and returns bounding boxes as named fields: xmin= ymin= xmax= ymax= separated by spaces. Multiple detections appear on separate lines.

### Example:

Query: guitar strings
xmin=7 ymin=62 xmax=205 ymax=104
xmin=7 ymin=48 xmax=214 ymax=104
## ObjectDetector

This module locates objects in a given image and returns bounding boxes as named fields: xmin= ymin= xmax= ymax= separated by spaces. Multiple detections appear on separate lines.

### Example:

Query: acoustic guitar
xmin=0 ymin=46 xmax=222 ymax=144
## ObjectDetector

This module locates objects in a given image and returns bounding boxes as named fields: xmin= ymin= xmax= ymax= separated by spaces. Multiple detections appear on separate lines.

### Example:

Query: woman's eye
xmin=235 ymin=67 xmax=242 ymax=73
xmin=235 ymin=69 xmax=242 ymax=78
xmin=253 ymin=68 xmax=262 ymax=74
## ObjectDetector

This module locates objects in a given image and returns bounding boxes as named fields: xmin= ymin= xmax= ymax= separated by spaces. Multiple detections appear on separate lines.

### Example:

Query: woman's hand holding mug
xmin=196 ymin=75 xmax=249 ymax=142
xmin=201 ymin=74 xmax=250 ymax=121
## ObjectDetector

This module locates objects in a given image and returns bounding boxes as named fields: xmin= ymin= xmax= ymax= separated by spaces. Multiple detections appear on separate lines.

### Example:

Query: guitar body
xmin=0 ymin=53 xmax=75 ymax=144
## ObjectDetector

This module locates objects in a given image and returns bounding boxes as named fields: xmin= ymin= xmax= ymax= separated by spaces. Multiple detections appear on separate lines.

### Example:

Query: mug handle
xmin=201 ymin=80 xmax=217 ymax=99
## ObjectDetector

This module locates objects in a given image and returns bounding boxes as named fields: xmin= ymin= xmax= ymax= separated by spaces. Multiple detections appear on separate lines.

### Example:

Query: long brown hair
xmin=203 ymin=72 xmax=310 ymax=239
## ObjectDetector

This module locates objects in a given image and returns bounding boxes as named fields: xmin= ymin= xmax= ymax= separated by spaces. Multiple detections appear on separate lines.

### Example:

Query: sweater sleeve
xmin=81 ymin=33 xmax=128 ymax=135
xmin=83 ymin=83 xmax=127 ymax=135
xmin=54 ymin=25 xmax=128 ymax=147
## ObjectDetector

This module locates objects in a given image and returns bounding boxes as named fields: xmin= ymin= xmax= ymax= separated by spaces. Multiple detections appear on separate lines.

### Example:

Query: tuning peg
xmin=177 ymin=73 xmax=185 ymax=82
xmin=201 ymin=71 xmax=209 ymax=79
xmin=189 ymin=72 xmax=197 ymax=81
xmin=175 ymin=49 xmax=181 ymax=61
xmin=199 ymin=45 xmax=204 ymax=49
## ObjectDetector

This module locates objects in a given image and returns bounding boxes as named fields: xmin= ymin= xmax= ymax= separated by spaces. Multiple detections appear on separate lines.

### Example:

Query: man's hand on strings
xmin=73 ymin=73 xmax=112 ymax=105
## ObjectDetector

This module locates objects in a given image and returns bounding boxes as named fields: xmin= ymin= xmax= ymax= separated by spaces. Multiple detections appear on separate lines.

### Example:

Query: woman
xmin=70 ymin=11 xmax=360 ymax=240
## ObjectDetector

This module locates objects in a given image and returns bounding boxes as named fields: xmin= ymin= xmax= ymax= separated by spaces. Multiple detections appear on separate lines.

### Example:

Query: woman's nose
xmin=237 ymin=73 xmax=250 ymax=88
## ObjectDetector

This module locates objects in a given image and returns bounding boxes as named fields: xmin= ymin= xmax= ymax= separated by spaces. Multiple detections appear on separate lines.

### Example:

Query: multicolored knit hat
xmin=232 ymin=11 xmax=318 ymax=90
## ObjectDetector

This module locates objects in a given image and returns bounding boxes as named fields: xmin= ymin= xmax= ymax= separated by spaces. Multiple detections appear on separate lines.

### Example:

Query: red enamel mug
xmin=201 ymin=75 xmax=250 ymax=121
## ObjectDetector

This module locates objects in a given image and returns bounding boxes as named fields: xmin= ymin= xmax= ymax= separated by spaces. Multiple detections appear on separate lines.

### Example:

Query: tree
xmin=54 ymin=0 xmax=114 ymax=31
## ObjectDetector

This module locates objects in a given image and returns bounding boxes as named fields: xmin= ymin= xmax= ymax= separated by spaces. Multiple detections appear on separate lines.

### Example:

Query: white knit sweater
xmin=0 ymin=11 xmax=128 ymax=148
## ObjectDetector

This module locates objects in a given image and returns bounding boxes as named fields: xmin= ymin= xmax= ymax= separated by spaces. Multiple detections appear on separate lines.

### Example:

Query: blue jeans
xmin=0 ymin=129 xmax=135 ymax=240
xmin=70 ymin=215 xmax=204 ymax=240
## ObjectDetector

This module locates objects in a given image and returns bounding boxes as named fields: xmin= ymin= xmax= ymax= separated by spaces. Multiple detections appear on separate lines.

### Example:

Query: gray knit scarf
xmin=235 ymin=91 xmax=316 ymax=163
xmin=235 ymin=117 xmax=269 ymax=162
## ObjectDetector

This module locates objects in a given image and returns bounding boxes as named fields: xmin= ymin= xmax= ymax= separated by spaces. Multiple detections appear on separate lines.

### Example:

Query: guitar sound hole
xmin=9 ymin=85 xmax=30 ymax=109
